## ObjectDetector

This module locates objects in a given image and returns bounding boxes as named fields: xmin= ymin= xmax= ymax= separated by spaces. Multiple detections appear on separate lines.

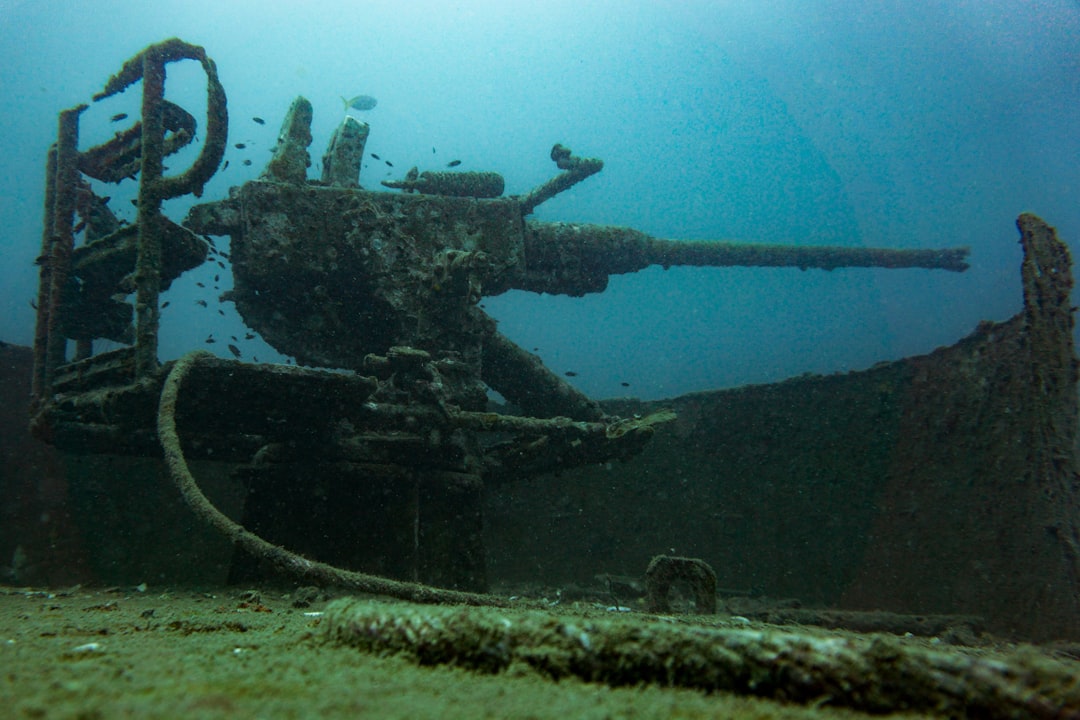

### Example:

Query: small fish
xmin=196 ymin=300 xmax=208 ymax=307
xmin=130 ymin=199 xmax=138 ymax=206
xmin=432 ymin=147 xmax=436 ymax=154
xmin=371 ymin=153 xmax=380 ymax=160
xmin=252 ymin=116 xmax=265 ymax=125
xmin=385 ymin=160 xmax=393 ymax=167
xmin=243 ymin=159 xmax=252 ymax=166
xmin=217 ymin=261 xmax=226 ymax=269
xmin=564 ymin=371 xmax=578 ymax=377
xmin=621 ymin=382 xmax=630 ymax=387
xmin=218 ymin=309 xmax=225 ymax=316
xmin=446 ymin=160 xmax=461 ymax=167
xmin=342 ymin=94 xmax=378 ymax=111
xmin=227 ymin=344 xmax=242 ymax=358
xmin=221 ymin=160 xmax=230 ymax=171
xmin=253 ymin=356 xmax=258 ymax=362
xmin=235 ymin=142 xmax=246 ymax=149
xmin=110 ymin=112 xmax=128 ymax=122
xmin=202 ymin=235 xmax=217 ymax=247
xmin=231 ymin=335 xmax=238 ymax=341
xmin=161 ymin=301 xmax=170 ymax=308
xmin=205 ymin=336 xmax=216 ymax=344
xmin=214 ymin=274 xmax=219 ymax=282
xmin=29 ymin=298 xmax=37 ymax=310
xmin=244 ymin=333 xmax=255 ymax=340
xmin=73 ymin=219 xmax=87 ymax=233
xmin=196 ymin=282 xmax=205 ymax=288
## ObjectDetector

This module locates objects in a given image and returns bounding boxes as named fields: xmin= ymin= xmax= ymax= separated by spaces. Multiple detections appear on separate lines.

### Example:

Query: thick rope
xmin=157 ymin=350 xmax=507 ymax=606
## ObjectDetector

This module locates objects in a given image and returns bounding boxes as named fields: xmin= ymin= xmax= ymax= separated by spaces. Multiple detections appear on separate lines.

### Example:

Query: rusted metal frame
xmin=36 ymin=107 xmax=87 ymax=404
xmin=92 ymin=39 xmax=227 ymax=377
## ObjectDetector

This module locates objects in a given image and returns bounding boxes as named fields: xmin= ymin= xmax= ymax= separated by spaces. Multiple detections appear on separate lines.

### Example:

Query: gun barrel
xmin=516 ymin=222 xmax=969 ymax=296
xmin=648 ymin=237 xmax=971 ymax=273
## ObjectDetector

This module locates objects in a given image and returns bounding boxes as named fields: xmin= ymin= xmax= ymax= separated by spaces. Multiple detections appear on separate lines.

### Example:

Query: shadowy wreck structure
xmin=843 ymin=213 xmax=1080 ymax=640
xmin=26 ymin=38 xmax=968 ymax=597
xmin=484 ymin=213 xmax=1080 ymax=643
xmin=17 ymin=38 xmax=1080 ymax=654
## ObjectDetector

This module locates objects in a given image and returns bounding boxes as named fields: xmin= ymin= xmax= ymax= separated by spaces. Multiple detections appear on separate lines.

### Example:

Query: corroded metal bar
xmin=41 ymin=107 xmax=86 ymax=395
xmin=518 ymin=144 xmax=604 ymax=215
xmin=382 ymin=170 xmax=505 ymax=198
xmin=132 ymin=48 xmax=168 ymax=378
xmin=646 ymin=236 xmax=971 ymax=272
xmin=481 ymin=328 xmax=606 ymax=422
xmin=31 ymin=144 xmax=58 ymax=406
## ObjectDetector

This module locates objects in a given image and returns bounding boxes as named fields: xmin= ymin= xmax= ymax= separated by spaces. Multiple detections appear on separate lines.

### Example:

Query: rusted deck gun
xmin=185 ymin=98 xmax=968 ymax=422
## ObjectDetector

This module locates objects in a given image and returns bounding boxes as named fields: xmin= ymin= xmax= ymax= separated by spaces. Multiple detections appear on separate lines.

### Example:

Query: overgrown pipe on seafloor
xmin=156 ymin=350 xmax=509 ymax=607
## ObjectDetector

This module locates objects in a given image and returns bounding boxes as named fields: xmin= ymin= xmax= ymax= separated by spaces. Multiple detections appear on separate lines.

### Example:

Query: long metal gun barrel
xmin=515 ymin=222 xmax=970 ymax=296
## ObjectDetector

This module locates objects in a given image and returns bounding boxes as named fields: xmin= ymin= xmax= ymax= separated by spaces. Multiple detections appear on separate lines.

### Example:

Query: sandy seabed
xmin=0 ymin=584 xmax=1071 ymax=720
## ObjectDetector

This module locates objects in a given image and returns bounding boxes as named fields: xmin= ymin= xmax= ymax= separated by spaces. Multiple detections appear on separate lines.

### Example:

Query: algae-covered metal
xmin=28 ymin=41 xmax=974 ymax=595
xmin=186 ymin=96 xmax=969 ymax=422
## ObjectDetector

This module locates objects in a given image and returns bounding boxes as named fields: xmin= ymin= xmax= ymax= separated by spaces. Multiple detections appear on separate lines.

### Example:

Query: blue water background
xmin=0 ymin=0 xmax=1076 ymax=400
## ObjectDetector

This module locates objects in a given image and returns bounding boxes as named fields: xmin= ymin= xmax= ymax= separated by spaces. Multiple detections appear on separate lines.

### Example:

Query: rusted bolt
xmin=644 ymin=554 xmax=717 ymax=614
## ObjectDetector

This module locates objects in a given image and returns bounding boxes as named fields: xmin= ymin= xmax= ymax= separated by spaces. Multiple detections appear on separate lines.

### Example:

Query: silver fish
xmin=342 ymin=94 xmax=378 ymax=111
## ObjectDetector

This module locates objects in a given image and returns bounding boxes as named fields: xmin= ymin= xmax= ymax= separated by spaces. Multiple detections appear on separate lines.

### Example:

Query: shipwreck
xmin=13 ymin=38 xmax=1080 ymax=646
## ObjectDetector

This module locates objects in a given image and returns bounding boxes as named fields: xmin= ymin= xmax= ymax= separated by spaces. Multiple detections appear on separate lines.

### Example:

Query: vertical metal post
xmin=133 ymin=49 xmax=167 ymax=378
xmin=31 ymin=145 xmax=58 ymax=407
xmin=39 ymin=108 xmax=84 ymax=398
